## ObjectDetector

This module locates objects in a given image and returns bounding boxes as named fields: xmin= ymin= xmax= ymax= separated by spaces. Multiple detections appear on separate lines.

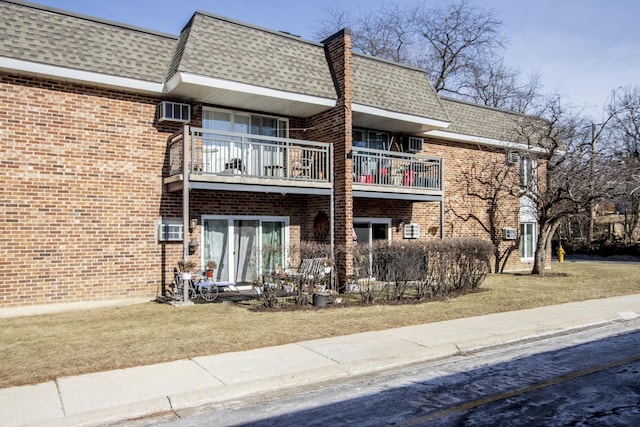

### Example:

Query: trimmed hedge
xmin=354 ymin=238 xmax=493 ymax=303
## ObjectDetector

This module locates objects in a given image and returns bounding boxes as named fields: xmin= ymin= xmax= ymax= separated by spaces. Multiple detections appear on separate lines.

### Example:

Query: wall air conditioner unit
xmin=407 ymin=137 xmax=424 ymax=152
xmin=502 ymin=227 xmax=517 ymax=240
xmin=507 ymin=150 xmax=520 ymax=165
xmin=158 ymin=101 xmax=191 ymax=123
xmin=157 ymin=221 xmax=184 ymax=241
xmin=403 ymin=223 xmax=421 ymax=239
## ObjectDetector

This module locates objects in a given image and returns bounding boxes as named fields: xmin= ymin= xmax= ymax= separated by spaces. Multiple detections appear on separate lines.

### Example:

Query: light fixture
xmin=188 ymin=238 xmax=200 ymax=248
xmin=396 ymin=220 xmax=405 ymax=232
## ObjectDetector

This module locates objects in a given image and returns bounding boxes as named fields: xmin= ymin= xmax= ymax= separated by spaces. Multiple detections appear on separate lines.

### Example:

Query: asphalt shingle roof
xmin=439 ymin=97 xmax=523 ymax=142
xmin=2 ymin=0 xmax=527 ymax=145
xmin=0 ymin=0 xmax=177 ymax=83
xmin=352 ymin=54 xmax=449 ymax=123
xmin=169 ymin=12 xmax=337 ymax=100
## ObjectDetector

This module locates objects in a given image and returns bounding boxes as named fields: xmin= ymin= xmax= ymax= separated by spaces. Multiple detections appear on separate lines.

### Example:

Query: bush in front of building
xmin=352 ymin=238 xmax=493 ymax=303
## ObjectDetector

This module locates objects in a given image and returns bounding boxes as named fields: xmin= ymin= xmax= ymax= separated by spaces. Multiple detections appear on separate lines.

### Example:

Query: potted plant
xmin=205 ymin=260 xmax=217 ymax=279
xmin=177 ymin=259 xmax=197 ymax=280
xmin=323 ymin=258 xmax=334 ymax=274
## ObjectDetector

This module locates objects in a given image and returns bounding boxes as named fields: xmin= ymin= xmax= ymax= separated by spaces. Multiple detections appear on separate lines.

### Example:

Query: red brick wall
xmin=0 ymin=62 xmax=542 ymax=307
xmin=425 ymin=137 xmax=529 ymax=271
xmin=0 ymin=74 xmax=181 ymax=307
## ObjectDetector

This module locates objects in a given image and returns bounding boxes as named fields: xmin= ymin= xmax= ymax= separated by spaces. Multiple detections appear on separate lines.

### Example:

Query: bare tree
xmin=314 ymin=4 xmax=413 ymax=63
xmin=411 ymin=0 xmax=506 ymax=95
xmin=465 ymin=58 xmax=542 ymax=113
xmin=605 ymin=86 xmax=640 ymax=241
xmin=313 ymin=5 xmax=352 ymax=41
xmin=447 ymin=151 xmax=521 ymax=272
xmin=315 ymin=1 xmax=540 ymax=114
xmin=512 ymin=96 xmax=621 ymax=274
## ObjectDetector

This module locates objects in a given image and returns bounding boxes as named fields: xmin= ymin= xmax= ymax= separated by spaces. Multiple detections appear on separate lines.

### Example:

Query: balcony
xmin=352 ymin=147 xmax=443 ymax=201
xmin=165 ymin=127 xmax=333 ymax=195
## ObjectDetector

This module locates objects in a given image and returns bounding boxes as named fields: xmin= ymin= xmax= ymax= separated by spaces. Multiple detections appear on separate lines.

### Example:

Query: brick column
xmin=322 ymin=29 xmax=353 ymax=288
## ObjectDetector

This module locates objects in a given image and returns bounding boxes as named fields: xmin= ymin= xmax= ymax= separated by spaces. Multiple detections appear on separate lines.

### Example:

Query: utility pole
xmin=588 ymin=123 xmax=597 ymax=242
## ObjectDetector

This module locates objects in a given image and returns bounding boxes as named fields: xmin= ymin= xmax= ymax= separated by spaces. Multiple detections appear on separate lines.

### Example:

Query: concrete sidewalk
xmin=3 ymin=295 xmax=640 ymax=427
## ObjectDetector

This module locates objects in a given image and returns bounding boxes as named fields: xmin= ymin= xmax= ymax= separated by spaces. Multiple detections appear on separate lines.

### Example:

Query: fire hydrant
xmin=557 ymin=244 xmax=565 ymax=263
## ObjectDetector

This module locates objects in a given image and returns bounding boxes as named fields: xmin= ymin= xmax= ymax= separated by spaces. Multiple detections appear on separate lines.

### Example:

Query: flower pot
xmin=324 ymin=266 xmax=332 ymax=274
xmin=313 ymin=293 xmax=328 ymax=307
xmin=181 ymin=272 xmax=192 ymax=280
xmin=206 ymin=270 xmax=214 ymax=278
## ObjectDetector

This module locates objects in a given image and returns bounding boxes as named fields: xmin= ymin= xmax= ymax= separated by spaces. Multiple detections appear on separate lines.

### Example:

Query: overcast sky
xmin=26 ymin=0 xmax=640 ymax=120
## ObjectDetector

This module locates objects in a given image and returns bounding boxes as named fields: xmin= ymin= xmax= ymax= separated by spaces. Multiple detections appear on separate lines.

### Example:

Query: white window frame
xmin=520 ymin=155 xmax=537 ymax=189
xmin=202 ymin=107 xmax=289 ymax=138
xmin=156 ymin=218 xmax=183 ymax=242
xmin=353 ymin=217 xmax=392 ymax=245
xmin=520 ymin=222 xmax=536 ymax=261
xmin=353 ymin=129 xmax=390 ymax=150
xmin=201 ymin=215 xmax=290 ymax=280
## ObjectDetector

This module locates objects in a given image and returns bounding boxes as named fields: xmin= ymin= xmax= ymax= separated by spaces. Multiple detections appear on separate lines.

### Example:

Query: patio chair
xmin=223 ymin=158 xmax=245 ymax=175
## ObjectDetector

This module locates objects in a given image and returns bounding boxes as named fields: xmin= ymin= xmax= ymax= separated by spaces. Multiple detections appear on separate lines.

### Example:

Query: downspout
xmin=330 ymin=143 xmax=335 ymax=258
xmin=182 ymin=124 xmax=190 ymax=303
xmin=440 ymin=157 xmax=445 ymax=239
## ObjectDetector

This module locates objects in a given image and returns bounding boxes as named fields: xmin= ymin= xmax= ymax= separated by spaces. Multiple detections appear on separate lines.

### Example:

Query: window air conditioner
xmin=403 ymin=223 xmax=420 ymax=239
xmin=507 ymin=151 xmax=520 ymax=165
xmin=407 ymin=137 xmax=424 ymax=152
xmin=502 ymin=227 xmax=517 ymax=240
xmin=158 ymin=101 xmax=191 ymax=123
xmin=157 ymin=221 xmax=184 ymax=241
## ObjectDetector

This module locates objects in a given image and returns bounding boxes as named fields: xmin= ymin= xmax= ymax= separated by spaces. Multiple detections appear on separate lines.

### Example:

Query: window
xmin=201 ymin=108 xmax=288 ymax=175
xmin=520 ymin=222 xmax=536 ymax=259
xmin=203 ymin=107 xmax=288 ymax=137
xmin=353 ymin=129 xmax=389 ymax=150
xmin=520 ymin=155 xmax=533 ymax=188
xmin=157 ymin=219 xmax=183 ymax=242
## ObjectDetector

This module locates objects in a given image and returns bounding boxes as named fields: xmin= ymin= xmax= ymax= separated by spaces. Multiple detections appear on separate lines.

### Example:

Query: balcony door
xmin=202 ymin=216 xmax=287 ymax=286
xmin=353 ymin=218 xmax=391 ymax=276
xmin=202 ymin=107 xmax=288 ymax=176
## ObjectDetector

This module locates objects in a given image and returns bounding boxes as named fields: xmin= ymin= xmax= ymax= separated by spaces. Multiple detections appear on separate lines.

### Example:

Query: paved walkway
xmin=2 ymin=295 xmax=640 ymax=427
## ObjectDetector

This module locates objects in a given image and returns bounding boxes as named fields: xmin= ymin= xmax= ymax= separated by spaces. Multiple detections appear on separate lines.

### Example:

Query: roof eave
xmin=0 ymin=56 xmax=165 ymax=94
xmin=426 ymin=129 xmax=548 ymax=154
xmin=165 ymin=71 xmax=337 ymax=117
xmin=352 ymin=103 xmax=450 ymax=134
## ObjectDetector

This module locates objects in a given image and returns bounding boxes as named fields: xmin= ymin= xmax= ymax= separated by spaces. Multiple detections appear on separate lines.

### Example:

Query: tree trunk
xmin=531 ymin=222 xmax=559 ymax=275
xmin=531 ymin=234 xmax=547 ymax=275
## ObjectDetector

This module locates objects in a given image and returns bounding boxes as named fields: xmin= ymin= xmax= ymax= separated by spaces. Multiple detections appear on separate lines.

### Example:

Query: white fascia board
xmin=166 ymin=72 xmax=336 ymax=107
xmin=352 ymin=103 xmax=450 ymax=130
xmin=0 ymin=57 xmax=164 ymax=93
xmin=426 ymin=129 xmax=547 ymax=154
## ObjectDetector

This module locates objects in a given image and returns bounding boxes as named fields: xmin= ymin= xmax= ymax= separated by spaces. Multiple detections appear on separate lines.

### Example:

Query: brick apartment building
xmin=0 ymin=0 xmax=544 ymax=308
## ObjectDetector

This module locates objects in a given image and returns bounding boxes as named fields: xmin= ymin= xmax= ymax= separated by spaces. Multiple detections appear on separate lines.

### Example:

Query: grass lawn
xmin=1 ymin=260 xmax=639 ymax=388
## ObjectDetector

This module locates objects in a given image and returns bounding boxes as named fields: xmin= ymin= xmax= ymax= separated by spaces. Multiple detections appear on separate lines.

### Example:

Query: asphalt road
xmin=128 ymin=319 xmax=640 ymax=426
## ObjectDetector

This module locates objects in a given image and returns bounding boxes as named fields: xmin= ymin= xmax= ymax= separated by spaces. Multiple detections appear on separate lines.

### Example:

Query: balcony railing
xmin=169 ymin=127 xmax=331 ymax=182
xmin=352 ymin=147 xmax=442 ymax=191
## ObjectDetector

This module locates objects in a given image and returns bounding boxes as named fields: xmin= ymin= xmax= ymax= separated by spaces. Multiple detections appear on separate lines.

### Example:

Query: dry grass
xmin=1 ymin=261 xmax=639 ymax=388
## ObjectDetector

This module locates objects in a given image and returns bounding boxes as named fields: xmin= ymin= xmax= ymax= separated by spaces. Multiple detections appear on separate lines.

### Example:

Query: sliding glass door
xmin=353 ymin=218 xmax=391 ymax=276
xmin=203 ymin=216 xmax=287 ymax=285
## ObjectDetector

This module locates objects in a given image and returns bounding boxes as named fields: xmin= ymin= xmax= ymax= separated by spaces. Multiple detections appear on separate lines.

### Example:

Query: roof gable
xmin=439 ymin=97 xmax=522 ymax=142
xmin=352 ymin=54 xmax=449 ymax=124
xmin=169 ymin=12 xmax=337 ymax=100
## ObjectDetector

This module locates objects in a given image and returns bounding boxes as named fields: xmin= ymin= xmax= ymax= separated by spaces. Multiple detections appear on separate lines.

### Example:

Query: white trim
xmin=520 ymin=221 xmax=537 ymax=261
xmin=201 ymin=215 xmax=290 ymax=280
xmin=165 ymin=72 xmax=336 ymax=107
xmin=0 ymin=57 xmax=164 ymax=93
xmin=353 ymin=217 xmax=393 ymax=243
xmin=352 ymin=103 xmax=450 ymax=130
xmin=426 ymin=129 xmax=547 ymax=154
xmin=202 ymin=106 xmax=289 ymax=137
